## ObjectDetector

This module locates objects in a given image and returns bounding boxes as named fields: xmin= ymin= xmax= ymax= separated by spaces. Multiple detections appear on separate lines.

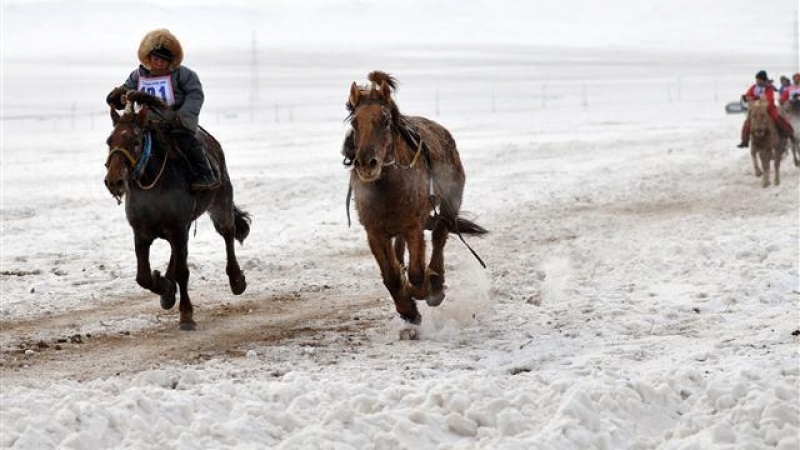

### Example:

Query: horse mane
xmin=751 ymin=98 xmax=768 ymax=111
xmin=126 ymin=91 xmax=167 ymax=110
xmin=368 ymin=71 xmax=397 ymax=91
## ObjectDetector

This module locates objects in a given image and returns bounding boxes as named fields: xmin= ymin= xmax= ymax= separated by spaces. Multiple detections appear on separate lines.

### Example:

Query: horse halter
xmin=105 ymin=106 xmax=165 ymax=191
xmin=106 ymin=104 xmax=144 ymax=170
xmin=349 ymin=100 xmax=400 ymax=169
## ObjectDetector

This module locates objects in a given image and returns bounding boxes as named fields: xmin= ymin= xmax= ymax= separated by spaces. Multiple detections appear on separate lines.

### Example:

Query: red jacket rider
xmin=738 ymin=70 xmax=796 ymax=148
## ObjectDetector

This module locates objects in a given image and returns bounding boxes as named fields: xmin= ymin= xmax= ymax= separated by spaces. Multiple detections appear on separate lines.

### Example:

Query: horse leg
xmin=368 ymin=231 xmax=419 ymax=324
xmin=793 ymin=140 xmax=800 ymax=167
xmin=393 ymin=236 xmax=406 ymax=269
xmin=211 ymin=211 xmax=246 ymax=295
xmin=159 ymin=253 xmax=177 ymax=310
xmin=134 ymin=234 xmax=175 ymax=299
xmin=223 ymin=230 xmax=246 ymax=295
xmin=171 ymin=229 xmax=195 ymax=331
xmin=134 ymin=234 xmax=155 ymax=290
xmin=759 ymin=149 xmax=770 ymax=188
xmin=751 ymin=147 xmax=762 ymax=177
xmin=426 ymin=220 xmax=449 ymax=307
xmin=406 ymin=225 xmax=431 ymax=302
xmin=773 ymin=145 xmax=781 ymax=186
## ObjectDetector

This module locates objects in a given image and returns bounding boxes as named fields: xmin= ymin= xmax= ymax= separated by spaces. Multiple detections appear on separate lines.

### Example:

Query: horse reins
xmin=107 ymin=123 xmax=168 ymax=191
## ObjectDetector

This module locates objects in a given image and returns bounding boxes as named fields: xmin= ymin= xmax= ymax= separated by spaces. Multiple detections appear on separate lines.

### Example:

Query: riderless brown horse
xmin=104 ymin=90 xmax=250 ymax=330
xmin=345 ymin=71 xmax=487 ymax=328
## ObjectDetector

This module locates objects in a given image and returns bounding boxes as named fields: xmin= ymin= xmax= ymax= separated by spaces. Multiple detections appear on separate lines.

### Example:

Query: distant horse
xmin=345 ymin=71 xmax=487 ymax=327
xmin=781 ymin=101 xmax=800 ymax=168
xmin=104 ymin=90 xmax=251 ymax=330
xmin=748 ymin=99 xmax=783 ymax=187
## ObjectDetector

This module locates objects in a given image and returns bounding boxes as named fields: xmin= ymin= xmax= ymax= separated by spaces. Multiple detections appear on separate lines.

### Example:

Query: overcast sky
xmin=2 ymin=0 xmax=799 ymax=62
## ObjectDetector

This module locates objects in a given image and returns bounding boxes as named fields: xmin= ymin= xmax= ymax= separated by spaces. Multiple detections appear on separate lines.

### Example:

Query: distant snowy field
xmin=2 ymin=8 xmax=799 ymax=449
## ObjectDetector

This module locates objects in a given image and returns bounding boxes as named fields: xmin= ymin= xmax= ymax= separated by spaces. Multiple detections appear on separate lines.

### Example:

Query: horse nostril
xmin=354 ymin=158 xmax=361 ymax=167
xmin=369 ymin=158 xmax=378 ymax=169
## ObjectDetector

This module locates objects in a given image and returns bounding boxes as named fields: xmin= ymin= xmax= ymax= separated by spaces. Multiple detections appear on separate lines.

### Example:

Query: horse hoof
xmin=400 ymin=311 xmax=421 ymax=325
xmin=399 ymin=327 xmax=419 ymax=341
xmin=426 ymin=290 xmax=445 ymax=307
xmin=179 ymin=321 xmax=196 ymax=331
xmin=231 ymin=274 xmax=246 ymax=295
xmin=160 ymin=293 xmax=176 ymax=310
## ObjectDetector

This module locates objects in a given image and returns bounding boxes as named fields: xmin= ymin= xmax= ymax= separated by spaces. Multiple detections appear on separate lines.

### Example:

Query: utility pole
xmin=249 ymin=31 xmax=259 ymax=123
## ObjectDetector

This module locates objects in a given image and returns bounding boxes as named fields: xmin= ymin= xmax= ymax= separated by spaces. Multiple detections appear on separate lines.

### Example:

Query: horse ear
xmin=110 ymin=107 xmax=120 ymax=126
xmin=379 ymin=80 xmax=392 ymax=100
xmin=349 ymin=82 xmax=361 ymax=107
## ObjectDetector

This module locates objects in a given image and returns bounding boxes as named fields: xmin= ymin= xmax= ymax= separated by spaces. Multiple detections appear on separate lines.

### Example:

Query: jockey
xmin=778 ymin=75 xmax=791 ymax=95
xmin=779 ymin=72 xmax=800 ymax=111
xmin=117 ymin=29 xmax=219 ymax=192
xmin=738 ymin=70 xmax=796 ymax=148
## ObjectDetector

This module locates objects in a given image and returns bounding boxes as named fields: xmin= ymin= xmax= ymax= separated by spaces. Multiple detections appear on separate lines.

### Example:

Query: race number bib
xmin=138 ymin=75 xmax=175 ymax=106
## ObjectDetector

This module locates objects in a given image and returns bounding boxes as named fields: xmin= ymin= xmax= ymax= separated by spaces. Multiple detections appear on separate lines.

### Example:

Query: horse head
xmin=347 ymin=71 xmax=401 ymax=182
xmin=104 ymin=91 xmax=167 ymax=201
xmin=749 ymin=99 xmax=773 ymax=141
xmin=104 ymin=98 xmax=149 ymax=201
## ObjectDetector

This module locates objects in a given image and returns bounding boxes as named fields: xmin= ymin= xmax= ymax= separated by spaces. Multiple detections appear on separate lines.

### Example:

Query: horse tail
xmin=425 ymin=213 xmax=488 ymax=236
xmin=451 ymin=216 xmax=488 ymax=236
xmin=233 ymin=205 xmax=252 ymax=244
xmin=434 ymin=212 xmax=488 ymax=268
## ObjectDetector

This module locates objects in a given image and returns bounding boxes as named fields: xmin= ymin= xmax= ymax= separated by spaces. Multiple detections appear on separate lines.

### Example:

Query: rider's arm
xmin=174 ymin=66 xmax=204 ymax=132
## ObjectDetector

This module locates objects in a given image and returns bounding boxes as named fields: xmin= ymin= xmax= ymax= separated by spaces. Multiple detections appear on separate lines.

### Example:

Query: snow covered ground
xmin=2 ymin=2 xmax=799 ymax=449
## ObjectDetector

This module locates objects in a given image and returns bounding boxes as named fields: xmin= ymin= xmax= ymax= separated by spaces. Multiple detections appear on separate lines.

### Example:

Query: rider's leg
xmin=738 ymin=119 xmax=750 ymax=148
xmin=171 ymin=128 xmax=220 ymax=192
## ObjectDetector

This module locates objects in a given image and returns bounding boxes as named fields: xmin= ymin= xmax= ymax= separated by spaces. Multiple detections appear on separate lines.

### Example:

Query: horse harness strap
xmin=133 ymin=131 xmax=153 ymax=179
xmin=106 ymin=148 xmax=137 ymax=168
xmin=397 ymin=121 xmax=440 ymax=217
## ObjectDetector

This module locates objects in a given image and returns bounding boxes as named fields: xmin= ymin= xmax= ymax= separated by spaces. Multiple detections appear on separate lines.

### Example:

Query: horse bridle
xmin=350 ymin=101 xmax=426 ymax=170
xmin=105 ymin=103 xmax=144 ymax=170
xmin=105 ymin=117 xmax=167 ymax=191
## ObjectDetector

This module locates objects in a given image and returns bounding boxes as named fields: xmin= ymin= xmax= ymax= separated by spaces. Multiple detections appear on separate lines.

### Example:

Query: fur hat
xmin=755 ymin=70 xmax=768 ymax=81
xmin=138 ymin=29 xmax=184 ymax=71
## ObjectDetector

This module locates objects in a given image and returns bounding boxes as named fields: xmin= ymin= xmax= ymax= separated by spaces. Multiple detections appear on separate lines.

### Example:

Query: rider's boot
xmin=173 ymin=129 xmax=220 ymax=192
xmin=738 ymin=120 xmax=750 ymax=148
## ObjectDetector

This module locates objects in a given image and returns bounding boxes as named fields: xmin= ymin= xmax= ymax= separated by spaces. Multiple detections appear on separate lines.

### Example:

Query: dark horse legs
xmin=134 ymin=234 xmax=176 ymax=303
xmin=209 ymin=196 xmax=247 ymax=295
xmin=133 ymin=231 xmax=196 ymax=330
xmin=170 ymin=227 xmax=196 ymax=331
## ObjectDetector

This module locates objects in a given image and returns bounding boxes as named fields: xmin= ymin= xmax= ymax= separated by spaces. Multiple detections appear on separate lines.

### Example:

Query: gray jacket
xmin=123 ymin=65 xmax=204 ymax=132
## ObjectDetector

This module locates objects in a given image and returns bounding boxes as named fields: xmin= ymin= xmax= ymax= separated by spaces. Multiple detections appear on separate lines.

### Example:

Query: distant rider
xmin=738 ymin=70 xmax=796 ymax=148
